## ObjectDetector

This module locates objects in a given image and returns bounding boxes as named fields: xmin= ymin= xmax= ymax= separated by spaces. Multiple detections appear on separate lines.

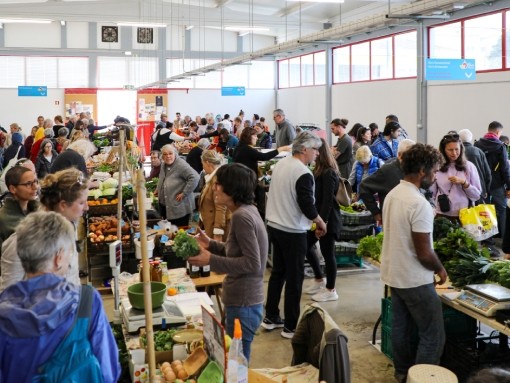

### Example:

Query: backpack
xmin=32 ymin=285 xmax=104 ymax=383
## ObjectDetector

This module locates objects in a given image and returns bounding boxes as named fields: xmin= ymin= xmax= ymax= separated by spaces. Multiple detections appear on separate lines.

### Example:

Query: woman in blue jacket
xmin=0 ymin=212 xmax=121 ymax=383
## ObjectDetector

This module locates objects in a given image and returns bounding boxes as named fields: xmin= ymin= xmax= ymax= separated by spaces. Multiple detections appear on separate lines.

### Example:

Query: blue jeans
xmin=391 ymin=284 xmax=445 ymax=377
xmin=225 ymin=304 xmax=263 ymax=362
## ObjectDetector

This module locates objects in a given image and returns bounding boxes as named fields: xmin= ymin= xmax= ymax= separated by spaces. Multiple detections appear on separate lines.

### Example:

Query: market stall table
xmin=192 ymin=272 xmax=226 ymax=324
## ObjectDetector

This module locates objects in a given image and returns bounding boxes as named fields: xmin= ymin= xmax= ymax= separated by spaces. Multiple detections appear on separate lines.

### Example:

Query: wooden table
xmin=193 ymin=272 xmax=226 ymax=323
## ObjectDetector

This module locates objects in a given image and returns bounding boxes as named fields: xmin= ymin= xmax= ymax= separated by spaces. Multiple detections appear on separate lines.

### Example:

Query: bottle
xmin=200 ymin=264 xmax=210 ymax=277
xmin=160 ymin=261 xmax=168 ymax=284
xmin=227 ymin=319 xmax=248 ymax=383
xmin=189 ymin=263 xmax=201 ymax=279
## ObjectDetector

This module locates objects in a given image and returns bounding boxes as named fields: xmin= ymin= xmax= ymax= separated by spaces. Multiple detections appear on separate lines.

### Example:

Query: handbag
xmin=336 ymin=177 xmax=353 ymax=207
xmin=459 ymin=204 xmax=498 ymax=241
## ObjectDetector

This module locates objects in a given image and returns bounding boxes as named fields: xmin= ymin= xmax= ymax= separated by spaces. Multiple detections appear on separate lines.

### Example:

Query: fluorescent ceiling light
xmin=185 ymin=25 xmax=194 ymax=30
xmin=117 ymin=22 xmax=166 ymax=28
xmin=239 ymin=31 xmax=250 ymax=37
xmin=60 ymin=20 xmax=66 ymax=26
xmin=287 ymin=0 xmax=344 ymax=2
xmin=0 ymin=18 xmax=52 ymax=24
xmin=125 ymin=51 xmax=132 ymax=56
xmin=225 ymin=26 xmax=269 ymax=32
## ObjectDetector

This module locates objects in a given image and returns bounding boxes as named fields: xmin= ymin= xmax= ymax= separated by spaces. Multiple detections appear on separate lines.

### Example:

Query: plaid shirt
xmin=370 ymin=137 xmax=398 ymax=161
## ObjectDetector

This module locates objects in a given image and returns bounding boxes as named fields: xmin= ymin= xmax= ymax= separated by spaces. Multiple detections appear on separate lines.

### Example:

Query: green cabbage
xmin=89 ymin=189 xmax=103 ymax=199
xmin=102 ymin=177 xmax=119 ymax=189
xmin=102 ymin=187 xmax=117 ymax=196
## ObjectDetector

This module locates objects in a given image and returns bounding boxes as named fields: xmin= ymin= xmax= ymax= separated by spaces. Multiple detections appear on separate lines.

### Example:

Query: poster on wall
xmin=64 ymin=89 xmax=98 ymax=123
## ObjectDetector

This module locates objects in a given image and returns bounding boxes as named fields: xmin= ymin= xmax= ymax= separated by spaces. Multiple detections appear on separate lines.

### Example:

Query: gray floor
xmin=103 ymin=262 xmax=398 ymax=383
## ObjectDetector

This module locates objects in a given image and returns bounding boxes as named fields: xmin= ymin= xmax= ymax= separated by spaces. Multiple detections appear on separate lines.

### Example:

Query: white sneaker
xmin=304 ymin=279 xmax=326 ymax=295
xmin=312 ymin=289 xmax=338 ymax=302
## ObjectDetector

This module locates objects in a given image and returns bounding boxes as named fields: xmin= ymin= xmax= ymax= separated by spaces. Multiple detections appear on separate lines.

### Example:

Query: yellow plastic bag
xmin=459 ymin=204 xmax=498 ymax=241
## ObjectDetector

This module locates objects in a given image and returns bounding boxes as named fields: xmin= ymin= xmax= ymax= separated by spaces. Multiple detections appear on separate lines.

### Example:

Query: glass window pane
xmin=98 ymin=57 xmax=128 ymax=88
xmin=128 ymin=57 xmax=158 ymax=88
xmin=314 ymin=51 xmax=326 ymax=85
xmin=429 ymin=22 xmax=461 ymax=59
xmin=333 ymin=46 xmax=349 ymax=83
xmin=395 ymin=31 xmax=417 ymax=78
xmin=351 ymin=42 xmax=369 ymax=81
xmin=0 ymin=56 xmax=25 ymax=88
xmin=58 ymin=57 xmax=88 ymax=88
xmin=301 ymin=54 xmax=314 ymax=86
xmin=278 ymin=60 xmax=289 ymax=88
xmin=289 ymin=57 xmax=301 ymax=87
xmin=166 ymin=59 xmax=193 ymax=88
xmin=506 ymin=12 xmax=510 ymax=67
xmin=26 ymin=56 xmax=58 ymax=87
xmin=223 ymin=64 xmax=248 ymax=87
xmin=465 ymin=13 xmax=502 ymax=70
xmin=249 ymin=61 xmax=274 ymax=89
xmin=194 ymin=60 xmax=221 ymax=89
xmin=371 ymin=37 xmax=393 ymax=79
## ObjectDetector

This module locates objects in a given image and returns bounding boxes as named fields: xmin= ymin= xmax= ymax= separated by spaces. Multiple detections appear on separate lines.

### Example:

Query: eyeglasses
xmin=16 ymin=179 xmax=39 ymax=188
xmin=442 ymin=133 xmax=460 ymax=142
xmin=310 ymin=147 xmax=320 ymax=151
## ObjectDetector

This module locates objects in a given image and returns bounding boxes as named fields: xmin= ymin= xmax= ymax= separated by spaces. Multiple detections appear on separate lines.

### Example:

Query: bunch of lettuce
xmin=173 ymin=230 xmax=200 ymax=259
xmin=356 ymin=232 xmax=384 ymax=262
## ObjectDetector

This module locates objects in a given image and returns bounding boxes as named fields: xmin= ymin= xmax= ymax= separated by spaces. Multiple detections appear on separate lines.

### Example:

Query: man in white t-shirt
xmin=381 ymin=143 xmax=447 ymax=383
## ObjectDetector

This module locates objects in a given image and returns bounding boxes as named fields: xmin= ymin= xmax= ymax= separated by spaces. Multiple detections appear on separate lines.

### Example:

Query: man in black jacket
xmin=358 ymin=139 xmax=415 ymax=224
xmin=474 ymin=121 xmax=510 ymax=239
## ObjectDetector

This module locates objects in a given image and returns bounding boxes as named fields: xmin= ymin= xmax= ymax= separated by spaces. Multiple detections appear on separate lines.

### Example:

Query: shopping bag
xmin=459 ymin=204 xmax=498 ymax=241
xmin=336 ymin=177 xmax=352 ymax=207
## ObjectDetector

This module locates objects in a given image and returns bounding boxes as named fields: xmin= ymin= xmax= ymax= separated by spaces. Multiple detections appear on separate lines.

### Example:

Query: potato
xmin=177 ymin=369 xmax=188 ymax=380
xmin=164 ymin=370 xmax=176 ymax=382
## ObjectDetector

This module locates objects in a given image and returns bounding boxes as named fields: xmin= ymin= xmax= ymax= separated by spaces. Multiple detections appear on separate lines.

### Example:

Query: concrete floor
xmin=103 ymin=262 xmax=398 ymax=383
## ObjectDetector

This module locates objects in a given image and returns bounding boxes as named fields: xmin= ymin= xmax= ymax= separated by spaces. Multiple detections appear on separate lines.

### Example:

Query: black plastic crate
xmin=340 ymin=210 xmax=375 ymax=226
xmin=338 ymin=224 xmax=374 ymax=241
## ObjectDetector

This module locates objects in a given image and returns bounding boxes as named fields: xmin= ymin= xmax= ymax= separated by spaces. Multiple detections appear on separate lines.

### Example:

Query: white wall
xmin=428 ymin=71 xmax=510 ymax=144
xmin=278 ymin=85 xmax=326 ymax=132
xmin=167 ymin=89 xmax=275 ymax=122
xmin=5 ymin=23 xmax=61 ymax=48
xmin=0 ymin=89 xmax=65 ymax=133
xmin=332 ymin=79 xmax=417 ymax=142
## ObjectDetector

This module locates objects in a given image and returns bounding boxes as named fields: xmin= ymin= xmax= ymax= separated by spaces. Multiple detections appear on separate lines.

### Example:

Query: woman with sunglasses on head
xmin=430 ymin=133 xmax=481 ymax=222
xmin=0 ymin=168 xmax=88 ymax=291
xmin=0 ymin=166 xmax=39 ymax=256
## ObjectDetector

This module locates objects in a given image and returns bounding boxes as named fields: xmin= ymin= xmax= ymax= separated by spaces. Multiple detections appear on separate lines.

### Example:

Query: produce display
xmin=88 ymin=215 xmax=130 ymax=243
xmin=87 ymin=198 xmax=119 ymax=207
xmin=340 ymin=202 xmax=366 ymax=213
xmin=175 ymin=141 xmax=195 ymax=154
xmin=356 ymin=232 xmax=384 ymax=262
xmin=140 ymin=329 xmax=178 ymax=352
xmin=88 ymin=177 xmax=119 ymax=200
xmin=173 ymin=230 xmax=200 ymax=259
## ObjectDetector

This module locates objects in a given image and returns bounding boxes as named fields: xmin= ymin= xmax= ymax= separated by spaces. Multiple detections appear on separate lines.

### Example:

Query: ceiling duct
xmin=139 ymin=0 xmax=485 ymax=88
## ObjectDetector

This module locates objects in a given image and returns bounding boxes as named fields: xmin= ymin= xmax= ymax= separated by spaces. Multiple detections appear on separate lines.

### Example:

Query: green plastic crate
xmin=381 ymin=297 xmax=392 ymax=328
xmin=381 ymin=325 xmax=393 ymax=360
xmin=335 ymin=254 xmax=363 ymax=267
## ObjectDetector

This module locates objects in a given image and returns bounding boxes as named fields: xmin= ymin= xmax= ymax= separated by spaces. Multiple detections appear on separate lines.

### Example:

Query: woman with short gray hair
xmin=0 ymin=211 xmax=121 ymax=383
xmin=156 ymin=144 xmax=199 ymax=226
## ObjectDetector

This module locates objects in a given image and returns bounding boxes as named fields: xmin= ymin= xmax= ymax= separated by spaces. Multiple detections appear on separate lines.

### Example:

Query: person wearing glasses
xmin=0 ymin=168 xmax=88 ymax=291
xmin=35 ymin=138 xmax=58 ymax=179
xmin=430 ymin=133 xmax=481 ymax=221
xmin=0 ymin=166 xmax=39 ymax=258
xmin=272 ymin=109 xmax=296 ymax=147
xmin=262 ymin=131 xmax=327 ymax=339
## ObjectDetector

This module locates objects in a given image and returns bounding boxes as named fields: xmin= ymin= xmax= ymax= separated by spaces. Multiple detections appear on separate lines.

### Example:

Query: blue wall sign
xmin=18 ymin=86 xmax=48 ymax=97
xmin=221 ymin=86 xmax=245 ymax=96
xmin=426 ymin=59 xmax=476 ymax=81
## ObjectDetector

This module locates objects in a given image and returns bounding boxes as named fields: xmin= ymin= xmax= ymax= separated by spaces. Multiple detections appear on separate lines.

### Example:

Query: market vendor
xmin=156 ymin=144 xmax=199 ymax=226
xmin=190 ymin=163 xmax=267 ymax=361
